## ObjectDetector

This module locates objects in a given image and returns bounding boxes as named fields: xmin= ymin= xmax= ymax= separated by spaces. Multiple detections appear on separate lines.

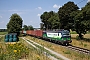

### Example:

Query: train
xmin=21 ymin=29 xmax=72 ymax=45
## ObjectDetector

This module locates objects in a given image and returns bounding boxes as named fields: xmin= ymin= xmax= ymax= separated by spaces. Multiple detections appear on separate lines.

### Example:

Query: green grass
xmin=70 ymin=31 xmax=77 ymax=34
xmin=87 ymin=31 xmax=90 ymax=34
xmin=0 ymin=36 xmax=4 ymax=42
xmin=0 ymin=32 xmax=8 ymax=35
xmin=70 ymin=31 xmax=90 ymax=34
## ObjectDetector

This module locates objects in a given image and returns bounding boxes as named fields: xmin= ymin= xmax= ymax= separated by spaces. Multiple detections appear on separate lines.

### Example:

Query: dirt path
xmin=22 ymin=37 xmax=70 ymax=60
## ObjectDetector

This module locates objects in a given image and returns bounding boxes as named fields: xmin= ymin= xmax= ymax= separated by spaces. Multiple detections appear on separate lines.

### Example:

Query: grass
xmin=27 ymin=39 xmax=63 ymax=60
xmin=0 ymin=36 xmax=51 ymax=60
xmin=20 ymin=37 xmax=51 ymax=60
xmin=25 ymin=36 xmax=90 ymax=60
xmin=70 ymin=31 xmax=90 ymax=34
xmin=87 ymin=31 xmax=90 ymax=34
xmin=70 ymin=38 xmax=90 ymax=50
xmin=0 ymin=37 xmax=30 ymax=60
xmin=0 ymin=32 xmax=8 ymax=35
xmin=71 ymin=34 xmax=90 ymax=50
xmin=70 ymin=31 xmax=77 ymax=34
xmin=0 ymin=36 xmax=4 ymax=42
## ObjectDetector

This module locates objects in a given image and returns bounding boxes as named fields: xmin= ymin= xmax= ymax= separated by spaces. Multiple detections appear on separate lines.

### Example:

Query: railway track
xmin=49 ymin=40 xmax=90 ymax=55
xmin=65 ymin=45 xmax=90 ymax=54
xmin=47 ymin=40 xmax=90 ymax=55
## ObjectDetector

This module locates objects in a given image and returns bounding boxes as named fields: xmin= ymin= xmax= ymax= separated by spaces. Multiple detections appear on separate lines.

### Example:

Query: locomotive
xmin=21 ymin=29 xmax=72 ymax=45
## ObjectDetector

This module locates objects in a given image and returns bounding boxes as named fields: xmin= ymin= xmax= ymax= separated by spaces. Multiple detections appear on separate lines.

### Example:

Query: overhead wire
xmin=76 ymin=0 xmax=86 ymax=5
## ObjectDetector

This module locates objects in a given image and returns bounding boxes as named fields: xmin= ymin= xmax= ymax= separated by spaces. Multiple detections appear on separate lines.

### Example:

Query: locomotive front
xmin=60 ymin=30 xmax=72 ymax=45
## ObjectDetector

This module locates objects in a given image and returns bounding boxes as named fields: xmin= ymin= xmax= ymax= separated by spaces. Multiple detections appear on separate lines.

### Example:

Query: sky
xmin=0 ymin=0 xmax=90 ymax=29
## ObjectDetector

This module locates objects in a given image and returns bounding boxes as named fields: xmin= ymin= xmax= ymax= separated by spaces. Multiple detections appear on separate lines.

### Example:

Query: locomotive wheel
xmin=65 ymin=43 xmax=69 ymax=46
xmin=62 ymin=43 xmax=69 ymax=46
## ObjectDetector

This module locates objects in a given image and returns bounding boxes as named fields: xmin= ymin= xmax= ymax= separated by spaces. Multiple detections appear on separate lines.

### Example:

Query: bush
xmin=76 ymin=35 xmax=84 ymax=40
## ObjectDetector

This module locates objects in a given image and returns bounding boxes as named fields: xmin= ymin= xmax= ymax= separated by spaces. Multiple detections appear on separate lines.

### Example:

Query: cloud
xmin=0 ymin=16 xmax=2 ymax=18
xmin=87 ymin=0 xmax=90 ymax=2
xmin=38 ymin=7 xmax=42 ymax=10
xmin=37 ymin=14 xmax=41 ymax=17
xmin=36 ymin=7 xmax=42 ymax=10
xmin=53 ymin=4 xmax=61 ymax=9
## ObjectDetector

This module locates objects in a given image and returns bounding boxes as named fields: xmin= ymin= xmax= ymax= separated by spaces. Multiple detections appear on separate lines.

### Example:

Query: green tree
xmin=23 ymin=25 xmax=34 ymax=30
xmin=58 ymin=1 xmax=79 ymax=30
xmin=70 ymin=10 xmax=80 ymax=31
xmin=40 ymin=12 xmax=49 ymax=30
xmin=7 ymin=13 xmax=23 ymax=35
xmin=48 ymin=13 xmax=60 ymax=29
xmin=28 ymin=25 xmax=34 ymax=30
xmin=81 ymin=2 xmax=90 ymax=31
xmin=23 ymin=25 xmax=28 ymax=30
xmin=74 ymin=2 xmax=90 ymax=39
xmin=40 ymin=11 xmax=60 ymax=30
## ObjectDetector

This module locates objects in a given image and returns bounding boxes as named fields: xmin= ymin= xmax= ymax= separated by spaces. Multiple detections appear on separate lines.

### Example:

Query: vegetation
xmin=23 ymin=25 xmax=34 ymax=30
xmin=0 ymin=29 xmax=7 ymax=32
xmin=0 ymin=36 xmax=51 ymax=60
xmin=40 ymin=11 xmax=60 ymax=30
xmin=58 ymin=1 xmax=79 ymax=31
xmin=40 ymin=1 xmax=90 ymax=39
xmin=73 ymin=2 xmax=90 ymax=39
xmin=0 ymin=32 xmax=8 ymax=35
xmin=7 ymin=13 xmax=23 ymax=35
xmin=27 ymin=39 xmax=63 ymax=60
xmin=0 ymin=37 xmax=29 ymax=60
xmin=71 ymin=38 xmax=90 ymax=50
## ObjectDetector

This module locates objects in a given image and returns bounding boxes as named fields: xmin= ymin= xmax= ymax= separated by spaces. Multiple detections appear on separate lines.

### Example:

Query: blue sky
xmin=0 ymin=0 xmax=89 ymax=29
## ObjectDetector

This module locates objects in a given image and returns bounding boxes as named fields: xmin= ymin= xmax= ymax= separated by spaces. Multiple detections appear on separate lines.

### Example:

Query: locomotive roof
xmin=43 ymin=30 xmax=69 ymax=33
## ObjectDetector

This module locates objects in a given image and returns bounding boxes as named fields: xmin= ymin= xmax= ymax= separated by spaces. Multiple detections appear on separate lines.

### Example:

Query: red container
xmin=26 ymin=30 xmax=32 ymax=35
xmin=31 ymin=30 xmax=35 ymax=36
xmin=35 ymin=30 xmax=43 ymax=37
xmin=26 ymin=30 xmax=43 ymax=37
xmin=26 ymin=30 xmax=29 ymax=34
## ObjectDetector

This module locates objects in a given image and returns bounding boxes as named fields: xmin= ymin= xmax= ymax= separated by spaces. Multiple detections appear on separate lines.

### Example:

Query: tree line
xmin=0 ymin=29 xmax=7 ymax=32
xmin=40 ymin=1 xmax=90 ymax=39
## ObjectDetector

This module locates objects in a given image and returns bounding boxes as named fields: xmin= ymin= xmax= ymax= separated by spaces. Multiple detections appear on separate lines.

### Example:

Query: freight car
xmin=22 ymin=30 xmax=72 ymax=45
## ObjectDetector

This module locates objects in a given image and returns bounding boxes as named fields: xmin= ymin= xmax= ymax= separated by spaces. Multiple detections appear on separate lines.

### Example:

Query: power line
xmin=77 ymin=0 xmax=86 ymax=4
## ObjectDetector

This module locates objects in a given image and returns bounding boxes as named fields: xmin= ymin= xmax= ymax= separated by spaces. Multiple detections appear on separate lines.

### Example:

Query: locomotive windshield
xmin=62 ymin=30 xmax=70 ymax=36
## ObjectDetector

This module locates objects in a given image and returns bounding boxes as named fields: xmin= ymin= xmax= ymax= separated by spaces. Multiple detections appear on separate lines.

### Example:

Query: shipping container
xmin=30 ymin=30 xmax=35 ymax=36
xmin=35 ymin=30 xmax=43 ymax=37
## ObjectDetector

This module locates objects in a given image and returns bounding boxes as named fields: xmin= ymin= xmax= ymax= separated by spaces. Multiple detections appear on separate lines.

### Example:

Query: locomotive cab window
xmin=62 ymin=31 xmax=70 ymax=36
